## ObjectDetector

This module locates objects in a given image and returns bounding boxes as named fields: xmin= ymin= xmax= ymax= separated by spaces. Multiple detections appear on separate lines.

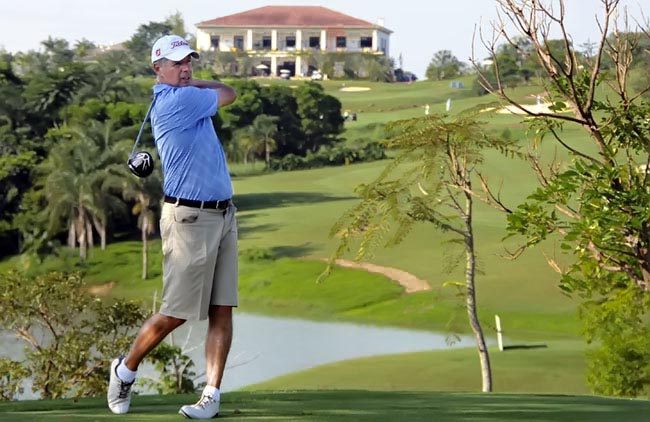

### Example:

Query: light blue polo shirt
xmin=151 ymin=84 xmax=233 ymax=201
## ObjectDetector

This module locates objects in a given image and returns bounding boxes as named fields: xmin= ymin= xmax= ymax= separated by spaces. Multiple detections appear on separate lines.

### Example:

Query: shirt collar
xmin=153 ymin=83 xmax=173 ymax=94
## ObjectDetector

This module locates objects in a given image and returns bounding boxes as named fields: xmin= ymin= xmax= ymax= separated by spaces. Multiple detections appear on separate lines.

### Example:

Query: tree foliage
xmin=426 ymin=50 xmax=466 ymax=80
xmin=145 ymin=342 xmax=197 ymax=394
xmin=125 ymin=21 xmax=173 ymax=61
xmin=221 ymin=80 xmax=343 ymax=158
xmin=0 ymin=271 xmax=149 ymax=399
xmin=0 ymin=358 xmax=31 ymax=401
xmin=294 ymin=82 xmax=344 ymax=153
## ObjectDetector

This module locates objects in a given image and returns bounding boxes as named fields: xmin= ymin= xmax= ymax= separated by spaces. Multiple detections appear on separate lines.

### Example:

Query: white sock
xmin=203 ymin=385 xmax=220 ymax=400
xmin=116 ymin=360 xmax=137 ymax=383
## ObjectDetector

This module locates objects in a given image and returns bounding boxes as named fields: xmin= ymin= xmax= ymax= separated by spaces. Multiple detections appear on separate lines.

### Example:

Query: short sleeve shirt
xmin=151 ymin=84 xmax=233 ymax=201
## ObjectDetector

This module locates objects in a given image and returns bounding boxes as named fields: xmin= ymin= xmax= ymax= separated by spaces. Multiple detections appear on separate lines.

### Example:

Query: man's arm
xmin=189 ymin=79 xmax=237 ymax=107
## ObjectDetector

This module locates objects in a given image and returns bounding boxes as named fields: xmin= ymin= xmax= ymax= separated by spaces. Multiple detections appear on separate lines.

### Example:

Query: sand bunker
xmin=85 ymin=281 xmax=115 ymax=296
xmin=332 ymin=259 xmax=431 ymax=293
xmin=340 ymin=87 xmax=372 ymax=92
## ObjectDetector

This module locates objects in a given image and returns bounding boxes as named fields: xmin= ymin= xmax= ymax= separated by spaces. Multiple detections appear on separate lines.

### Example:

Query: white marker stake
xmin=446 ymin=98 xmax=451 ymax=112
xmin=495 ymin=314 xmax=504 ymax=351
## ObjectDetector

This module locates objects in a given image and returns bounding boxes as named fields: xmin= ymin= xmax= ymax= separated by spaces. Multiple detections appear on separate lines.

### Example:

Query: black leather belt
xmin=164 ymin=195 xmax=231 ymax=210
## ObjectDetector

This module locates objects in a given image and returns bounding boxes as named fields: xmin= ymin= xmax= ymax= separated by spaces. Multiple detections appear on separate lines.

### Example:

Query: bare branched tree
xmin=474 ymin=0 xmax=649 ymax=293
xmin=473 ymin=0 xmax=650 ymax=396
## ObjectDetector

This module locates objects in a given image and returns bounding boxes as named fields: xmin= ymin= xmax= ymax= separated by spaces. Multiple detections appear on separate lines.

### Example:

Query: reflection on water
xmin=1 ymin=312 xmax=475 ymax=399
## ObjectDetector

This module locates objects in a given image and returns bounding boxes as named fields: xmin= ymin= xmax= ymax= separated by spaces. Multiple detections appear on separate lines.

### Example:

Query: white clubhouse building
xmin=195 ymin=6 xmax=392 ymax=77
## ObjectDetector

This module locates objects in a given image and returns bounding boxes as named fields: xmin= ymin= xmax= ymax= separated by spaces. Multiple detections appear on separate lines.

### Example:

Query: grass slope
xmin=1 ymin=391 xmax=649 ymax=421
xmin=247 ymin=344 xmax=590 ymax=394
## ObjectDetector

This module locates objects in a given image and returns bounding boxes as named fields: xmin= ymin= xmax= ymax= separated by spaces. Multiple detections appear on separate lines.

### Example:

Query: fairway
xmin=1 ymin=391 xmax=648 ymax=421
xmin=246 ymin=344 xmax=591 ymax=394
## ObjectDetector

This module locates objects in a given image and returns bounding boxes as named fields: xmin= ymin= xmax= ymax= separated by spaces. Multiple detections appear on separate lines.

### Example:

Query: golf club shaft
xmin=130 ymin=96 xmax=158 ymax=156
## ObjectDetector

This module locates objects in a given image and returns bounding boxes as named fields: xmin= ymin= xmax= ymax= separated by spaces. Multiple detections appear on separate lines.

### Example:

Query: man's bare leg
xmin=124 ymin=313 xmax=186 ymax=370
xmin=205 ymin=305 xmax=233 ymax=388
xmin=178 ymin=306 xmax=231 ymax=417
xmin=108 ymin=313 xmax=185 ymax=414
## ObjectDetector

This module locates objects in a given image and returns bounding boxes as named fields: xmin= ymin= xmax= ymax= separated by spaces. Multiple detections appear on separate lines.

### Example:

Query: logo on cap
xmin=171 ymin=40 xmax=189 ymax=49
xmin=155 ymin=48 xmax=161 ymax=57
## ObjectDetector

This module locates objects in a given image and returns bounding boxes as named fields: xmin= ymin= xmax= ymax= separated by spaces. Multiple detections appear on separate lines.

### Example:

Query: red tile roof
xmin=197 ymin=6 xmax=389 ymax=31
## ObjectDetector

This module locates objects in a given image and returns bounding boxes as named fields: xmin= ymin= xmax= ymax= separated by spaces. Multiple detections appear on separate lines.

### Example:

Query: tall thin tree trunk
xmin=265 ymin=138 xmax=271 ymax=168
xmin=77 ymin=209 xmax=87 ymax=260
xmin=67 ymin=220 xmax=76 ymax=248
xmin=142 ymin=213 xmax=148 ymax=280
xmin=86 ymin=219 xmax=94 ymax=249
xmin=92 ymin=215 xmax=106 ymax=250
xmin=463 ymin=179 xmax=492 ymax=392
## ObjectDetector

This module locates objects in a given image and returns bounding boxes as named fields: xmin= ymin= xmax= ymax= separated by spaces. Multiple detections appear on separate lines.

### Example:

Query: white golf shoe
xmin=107 ymin=356 xmax=134 ymax=414
xmin=179 ymin=393 xmax=220 ymax=419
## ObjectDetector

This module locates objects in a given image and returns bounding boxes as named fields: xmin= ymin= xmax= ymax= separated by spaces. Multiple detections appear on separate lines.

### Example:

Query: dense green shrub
xmin=0 ymin=271 xmax=148 ymax=399
xmin=0 ymin=358 xmax=30 ymax=401
xmin=269 ymin=141 xmax=386 ymax=171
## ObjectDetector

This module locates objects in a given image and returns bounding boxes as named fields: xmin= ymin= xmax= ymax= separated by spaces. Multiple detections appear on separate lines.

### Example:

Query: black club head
xmin=128 ymin=151 xmax=154 ymax=178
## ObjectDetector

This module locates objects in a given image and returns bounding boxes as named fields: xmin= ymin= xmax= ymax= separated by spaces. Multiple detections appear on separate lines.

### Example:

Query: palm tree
xmin=42 ymin=119 xmax=129 ymax=258
xmin=42 ymin=135 xmax=100 ymax=260
xmin=120 ymin=164 xmax=162 ymax=279
xmin=77 ymin=57 xmax=141 ymax=104
xmin=232 ymin=128 xmax=255 ymax=165
xmin=70 ymin=120 xmax=131 ymax=250
xmin=256 ymin=115 xmax=278 ymax=168
xmin=246 ymin=114 xmax=278 ymax=168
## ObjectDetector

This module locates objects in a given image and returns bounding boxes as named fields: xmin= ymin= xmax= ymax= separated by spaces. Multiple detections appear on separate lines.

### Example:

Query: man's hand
xmin=189 ymin=79 xmax=237 ymax=107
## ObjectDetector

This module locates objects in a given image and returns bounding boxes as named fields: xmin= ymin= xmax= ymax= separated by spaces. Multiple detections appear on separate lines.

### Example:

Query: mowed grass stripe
xmin=1 ymin=391 xmax=648 ymax=421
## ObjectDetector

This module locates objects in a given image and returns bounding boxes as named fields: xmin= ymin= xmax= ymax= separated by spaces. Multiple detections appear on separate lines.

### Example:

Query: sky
xmin=0 ymin=0 xmax=646 ymax=78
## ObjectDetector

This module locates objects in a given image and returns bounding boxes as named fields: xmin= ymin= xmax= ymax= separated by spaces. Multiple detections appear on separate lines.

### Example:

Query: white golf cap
xmin=151 ymin=35 xmax=199 ymax=63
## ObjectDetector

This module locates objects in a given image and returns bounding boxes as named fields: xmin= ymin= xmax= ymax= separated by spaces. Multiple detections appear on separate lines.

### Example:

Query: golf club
xmin=127 ymin=96 xmax=157 ymax=178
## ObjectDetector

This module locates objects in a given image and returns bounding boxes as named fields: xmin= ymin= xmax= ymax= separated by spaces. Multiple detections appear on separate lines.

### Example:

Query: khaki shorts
xmin=159 ymin=202 xmax=238 ymax=320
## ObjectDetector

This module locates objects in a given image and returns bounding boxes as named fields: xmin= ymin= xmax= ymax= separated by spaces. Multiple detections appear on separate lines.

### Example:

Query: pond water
xmin=145 ymin=312 xmax=476 ymax=392
xmin=1 ymin=312 xmax=476 ymax=399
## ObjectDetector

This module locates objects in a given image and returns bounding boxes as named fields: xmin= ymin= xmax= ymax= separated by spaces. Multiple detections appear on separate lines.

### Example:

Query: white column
xmin=296 ymin=29 xmax=302 ymax=51
xmin=196 ymin=29 xmax=210 ymax=52
xmin=320 ymin=29 xmax=327 ymax=51
xmin=271 ymin=55 xmax=278 ymax=76
xmin=271 ymin=29 xmax=278 ymax=51
xmin=246 ymin=29 xmax=253 ymax=51
xmin=296 ymin=55 xmax=303 ymax=76
xmin=372 ymin=30 xmax=378 ymax=52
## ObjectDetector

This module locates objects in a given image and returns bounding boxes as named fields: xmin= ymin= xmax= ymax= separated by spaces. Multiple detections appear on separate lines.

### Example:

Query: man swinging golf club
xmin=107 ymin=34 xmax=238 ymax=419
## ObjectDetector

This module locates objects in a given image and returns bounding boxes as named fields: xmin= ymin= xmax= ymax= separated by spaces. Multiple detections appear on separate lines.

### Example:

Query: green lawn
xmin=1 ymin=391 xmax=648 ymax=421
xmin=247 ymin=343 xmax=591 ymax=394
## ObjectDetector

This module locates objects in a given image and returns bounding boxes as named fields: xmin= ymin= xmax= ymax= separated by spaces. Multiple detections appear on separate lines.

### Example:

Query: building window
xmin=309 ymin=36 xmax=320 ymax=48
xmin=262 ymin=36 xmax=272 ymax=48
xmin=210 ymin=35 xmax=220 ymax=49
xmin=286 ymin=36 xmax=296 ymax=48
xmin=360 ymin=37 xmax=372 ymax=48
xmin=336 ymin=37 xmax=347 ymax=48
xmin=234 ymin=36 xmax=244 ymax=50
